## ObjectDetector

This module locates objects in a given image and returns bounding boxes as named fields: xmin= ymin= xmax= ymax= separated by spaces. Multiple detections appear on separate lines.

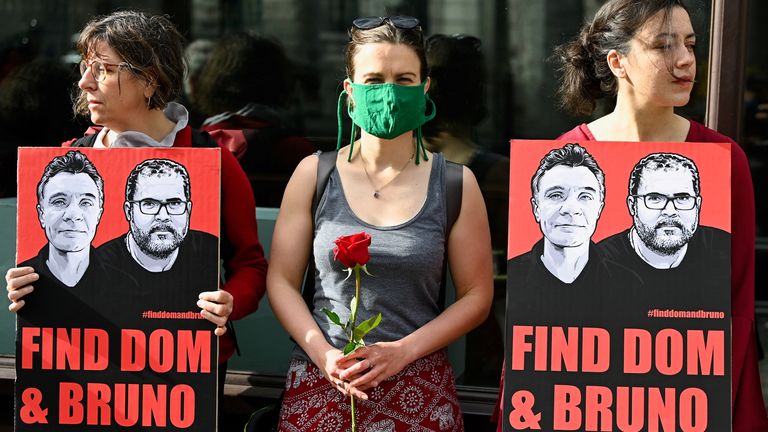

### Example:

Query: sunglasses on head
xmin=352 ymin=15 xmax=420 ymax=30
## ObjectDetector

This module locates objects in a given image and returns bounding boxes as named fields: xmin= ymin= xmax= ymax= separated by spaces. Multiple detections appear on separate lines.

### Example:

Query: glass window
xmin=3 ymin=0 xmax=750 ymax=402
xmin=744 ymin=0 xmax=768 ymax=407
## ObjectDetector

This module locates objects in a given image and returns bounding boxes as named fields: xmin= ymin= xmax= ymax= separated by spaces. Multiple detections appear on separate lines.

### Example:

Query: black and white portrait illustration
xmin=22 ymin=150 xmax=104 ymax=287
xmin=505 ymin=141 xmax=732 ymax=432
xmin=98 ymin=158 xmax=217 ymax=272
xmin=15 ymin=149 xmax=221 ymax=431
xmin=96 ymin=158 xmax=219 ymax=311
xmin=508 ymin=143 xmax=640 ymax=298
xmin=598 ymin=152 xmax=730 ymax=304
xmin=526 ymin=143 xmax=604 ymax=283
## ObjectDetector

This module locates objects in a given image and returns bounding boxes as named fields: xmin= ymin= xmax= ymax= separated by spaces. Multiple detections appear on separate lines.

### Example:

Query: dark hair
xmin=531 ymin=143 xmax=605 ymax=201
xmin=74 ymin=10 xmax=186 ymax=116
xmin=184 ymin=38 xmax=214 ymax=97
xmin=345 ymin=20 xmax=428 ymax=82
xmin=0 ymin=60 xmax=82 ymax=143
xmin=195 ymin=33 xmax=292 ymax=116
xmin=422 ymin=34 xmax=485 ymax=139
xmin=553 ymin=0 xmax=689 ymax=116
xmin=628 ymin=152 xmax=700 ymax=196
xmin=126 ymin=159 xmax=191 ymax=202
xmin=37 ymin=150 xmax=104 ymax=204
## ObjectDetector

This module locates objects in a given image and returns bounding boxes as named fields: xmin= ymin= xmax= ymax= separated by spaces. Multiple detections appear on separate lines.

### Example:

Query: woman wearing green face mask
xmin=267 ymin=16 xmax=493 ymax=431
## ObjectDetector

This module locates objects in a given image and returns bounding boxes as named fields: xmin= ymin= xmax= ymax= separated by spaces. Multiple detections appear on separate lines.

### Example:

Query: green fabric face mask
xmin=336 ymin=80 xmax=436 ymax=164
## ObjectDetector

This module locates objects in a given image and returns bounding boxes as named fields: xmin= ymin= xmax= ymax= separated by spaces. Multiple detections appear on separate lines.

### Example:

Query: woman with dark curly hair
xmin=495 ymin=1 xmax=768 ymax=430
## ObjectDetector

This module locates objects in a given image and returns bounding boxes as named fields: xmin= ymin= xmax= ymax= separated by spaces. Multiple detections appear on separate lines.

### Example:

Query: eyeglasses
xmin=633 ymin=193 xmax=698 ymax=210
xmin=352 ymin=16 xmax=420 ymax=30
xmin=79 ymin=59 xmax=135 ymax=82
xmin=129 ymin=198 xmax=188 ymax=215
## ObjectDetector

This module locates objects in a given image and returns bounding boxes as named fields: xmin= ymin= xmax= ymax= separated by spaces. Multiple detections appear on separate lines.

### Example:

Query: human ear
xmin=531 ymin=197 xmax=540 ymax=222
xmin=37 ymin=204 xmax=44 ymax=228
xmin=123 ymin=201 xmax=132 ymax=221
xmin=343 ymin=78 xmax=356 ymax=110
xmin=423 ymin=76 xmax=431 ymax=93
xmin=143 ymin=77 xmax=157 ymax=99
xmin=607 ymin=49 xmax=627 ymax=79
xmin=627 ymin=196 xmax=636 ymax=216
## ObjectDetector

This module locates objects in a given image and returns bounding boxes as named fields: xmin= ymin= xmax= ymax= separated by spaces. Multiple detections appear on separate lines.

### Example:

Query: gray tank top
xmin=292 ymin=153 xmax=448 ymax=361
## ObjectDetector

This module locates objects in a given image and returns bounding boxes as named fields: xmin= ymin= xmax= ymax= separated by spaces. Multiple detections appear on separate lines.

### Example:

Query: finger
xmin=8 ymin=285 xmax=34 ymax=301
xmin=200 ymin=309 xmax=227 ymax=327
xmin=7 ymin=273 xmax=39 ymax=291
xmin=200 ymin=297 xmax=233 ymax=317
xmin=350 ymin=367 xmax=383 ymax=390
xmin=326 ymin=367 xmax=343 ymax=381
xmin=330 ymin=379 xmax=350 ymax=396
xmin=8 ymin=299 xmax=25 ymax=312
xmin=197 ymin=299 xmax=229 ymax=317
xmin=6 ymin=267 xmax=35 ymax=282
xmin=338 ymin=358 xmax=373 ymax=381
xmin=337 ymin=347 xmax=370 ymax=366
xmin=336 ymin=356 xmax=364 ymax=370
xmin=198 ymin=290 xmax=232 ymax=303
xmin=345 ymin=383 xmax=369 ymax=400
xmin=214 ymin=325 xmax=227 ymax=336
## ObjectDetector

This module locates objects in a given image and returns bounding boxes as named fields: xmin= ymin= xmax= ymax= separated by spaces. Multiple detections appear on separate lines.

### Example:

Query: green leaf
xmin=352 ymin=313 xmax=382 ymax=341
xmin=343 ymin=341 xmax=360 ymax=355
xmin=321 ymin=308 xmax=344 ymax=327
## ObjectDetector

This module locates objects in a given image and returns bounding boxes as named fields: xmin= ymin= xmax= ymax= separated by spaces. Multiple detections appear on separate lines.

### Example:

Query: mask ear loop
xmin=347 ymin=103 xmax=357 ymax=162
xmin=336 ymin=89 xmax=346 ymax=151
xmin=337 ymin=85 xmax=358 ymax=162
xmin=415 ymin=94 xmax=437 ymax=165
xmin=348 ymin=127 xmax=357 ymax=162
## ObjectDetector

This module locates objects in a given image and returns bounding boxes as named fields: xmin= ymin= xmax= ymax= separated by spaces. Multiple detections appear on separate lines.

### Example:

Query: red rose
xmin=333 ymin=232 xmax=371 ymax=268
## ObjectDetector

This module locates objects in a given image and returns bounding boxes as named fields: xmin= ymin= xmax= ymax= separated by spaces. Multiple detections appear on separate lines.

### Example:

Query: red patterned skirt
xmin=278 ymin=350 xmax=464 ymax=431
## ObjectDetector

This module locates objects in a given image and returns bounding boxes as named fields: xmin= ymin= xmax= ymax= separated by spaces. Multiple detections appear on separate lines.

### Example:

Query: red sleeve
xmin=61 ymin=126 xmax=102 ymax=147
xmin=206 ymin=129 xmax=248 ymax=160
xmin=729 ymin=144 xmax=768 ymax=430
xmin=219 ymin=146 xmax=268 ymax=321
xmin=556 ymin=123 xmax=593 ymax=140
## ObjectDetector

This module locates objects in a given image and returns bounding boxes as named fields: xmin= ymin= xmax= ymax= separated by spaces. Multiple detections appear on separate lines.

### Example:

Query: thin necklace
xmin=359 ymin=150 xmax=414 ymax=199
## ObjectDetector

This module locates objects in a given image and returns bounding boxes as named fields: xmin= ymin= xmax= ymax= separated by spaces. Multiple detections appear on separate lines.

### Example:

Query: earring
xmin=146 ymin=95 xmax=153 ymax=109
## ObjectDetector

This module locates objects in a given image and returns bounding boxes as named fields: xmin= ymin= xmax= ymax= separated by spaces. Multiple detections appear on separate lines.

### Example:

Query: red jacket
xmin=496 ymin=121 xmax=768 ymax=431
xmin=64 ymin=125 xmax=268 ymax=364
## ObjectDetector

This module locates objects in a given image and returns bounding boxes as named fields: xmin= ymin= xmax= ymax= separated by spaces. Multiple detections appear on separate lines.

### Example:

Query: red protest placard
xmin=504 ymin=140 xmax=731 ymax=431
xmin=15 ymin=147 xmax=220 ymax=431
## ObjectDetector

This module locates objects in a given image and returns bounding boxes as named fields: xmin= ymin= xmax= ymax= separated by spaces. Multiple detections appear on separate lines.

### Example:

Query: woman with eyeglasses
xmin=267 ymin=16 xmax=492 ymax=431
xmin=493 ymin=0 xmax=768 ymax=430
xmin=4 ymin=9 xmax=268 ymax=419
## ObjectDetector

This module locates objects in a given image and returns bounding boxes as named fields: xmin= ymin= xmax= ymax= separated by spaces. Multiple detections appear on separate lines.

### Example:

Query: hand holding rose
xmin=322 ymin=232 xmax=380 ymax=431
xmin=335 ymin=340 xmax=413 ymax=392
